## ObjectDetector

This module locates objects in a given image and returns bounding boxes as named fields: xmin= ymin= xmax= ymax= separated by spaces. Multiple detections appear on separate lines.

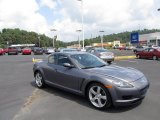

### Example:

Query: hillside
xmin=0 ymin=28 xmax=160 ymax=48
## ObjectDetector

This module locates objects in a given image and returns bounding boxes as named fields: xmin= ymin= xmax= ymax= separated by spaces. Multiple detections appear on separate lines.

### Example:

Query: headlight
xmin=112 ymin=79 xmax=134 ymax=88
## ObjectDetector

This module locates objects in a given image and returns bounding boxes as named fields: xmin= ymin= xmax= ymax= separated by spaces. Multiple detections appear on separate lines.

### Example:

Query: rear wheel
xmin=35 ymin=72 xmax=45 ymax=88
xmin=87 ymin=83 xmax=112 ymax=110
xmin=152 ymin=56 xmax=157 ymax=60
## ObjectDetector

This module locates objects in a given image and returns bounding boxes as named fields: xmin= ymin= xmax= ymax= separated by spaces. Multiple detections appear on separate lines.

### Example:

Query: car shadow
xmin=30 ymin=81 xmax=142 ymax=113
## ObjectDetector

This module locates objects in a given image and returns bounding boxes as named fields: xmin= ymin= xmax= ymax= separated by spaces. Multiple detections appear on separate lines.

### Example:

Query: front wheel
xmin=35 ymin=72 xmax=45 ymax=88
xmin=87 ymin=83 xmax=112 ymax=110
xmin=136 ymin=54 xmax=141 ymax=59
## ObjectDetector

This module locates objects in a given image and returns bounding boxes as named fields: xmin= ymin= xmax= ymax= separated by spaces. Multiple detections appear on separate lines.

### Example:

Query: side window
xmin=57 ymin=55 xmax=73 ymax=66
xmin=48 ymin=54 xmax=57 ymax=64
xmin=144 ymin=48 xmax=149 ymax=52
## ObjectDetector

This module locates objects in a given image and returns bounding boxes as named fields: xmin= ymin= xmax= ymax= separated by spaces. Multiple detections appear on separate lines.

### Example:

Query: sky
xmin=0 ymin=0 xmax=160 ymax=42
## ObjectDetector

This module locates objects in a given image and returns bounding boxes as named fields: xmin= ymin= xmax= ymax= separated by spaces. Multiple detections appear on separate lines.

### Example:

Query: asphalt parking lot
xmin=0 ymin=52 xmax=160 ymax=120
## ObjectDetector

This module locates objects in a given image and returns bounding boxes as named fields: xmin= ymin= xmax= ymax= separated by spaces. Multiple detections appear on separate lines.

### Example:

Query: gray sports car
xmin=33 ymin=52 xmax=149 ymax=110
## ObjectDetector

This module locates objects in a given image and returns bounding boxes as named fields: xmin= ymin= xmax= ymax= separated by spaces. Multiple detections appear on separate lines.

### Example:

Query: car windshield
xmin=9 ymin=47 xmax=17 ymax=49
xmin=95 ymin=48 xmax=108 ymax=52
xmin=63 ymin=49 xmax=78 ymax=52
xmin=70 ymin=53 xmax=107 ymax=69
xmin=35 ymin=48 xmax=42 ymax=50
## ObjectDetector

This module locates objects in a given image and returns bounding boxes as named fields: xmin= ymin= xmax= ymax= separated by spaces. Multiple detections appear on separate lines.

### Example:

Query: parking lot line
xmin=13 ymin=89 xmax=40 ymax=120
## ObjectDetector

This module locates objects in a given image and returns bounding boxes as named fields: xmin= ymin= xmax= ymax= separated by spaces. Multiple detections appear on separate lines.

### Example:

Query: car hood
xmin=85 ymin=65 xmax=144 ymax=82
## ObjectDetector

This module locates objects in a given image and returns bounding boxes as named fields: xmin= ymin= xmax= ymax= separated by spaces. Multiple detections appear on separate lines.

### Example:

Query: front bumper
xmin=109 ymin=79 xmax=149 ymax=107
xmin=102 ymin=58 xmax=114 ymax=62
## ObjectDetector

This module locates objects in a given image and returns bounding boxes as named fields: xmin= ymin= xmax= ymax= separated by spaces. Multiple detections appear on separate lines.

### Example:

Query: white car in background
xmin=151 ymin=45 xmax=159 ymax=49
xmin=87 ymin=47 xmax=114 ymax=64
xmin=45 ymin=48 xmax=55 ymax=54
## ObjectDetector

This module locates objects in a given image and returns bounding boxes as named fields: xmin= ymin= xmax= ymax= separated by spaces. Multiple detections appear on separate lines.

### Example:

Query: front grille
xmin=122 ymin=95 xmax=133 ymax=100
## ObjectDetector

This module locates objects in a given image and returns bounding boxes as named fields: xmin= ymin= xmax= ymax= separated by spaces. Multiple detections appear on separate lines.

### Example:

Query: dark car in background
xmin=8 ymin=47 xmax=18 ymax=55
xmin=33 ymin=47 xmax=44 ymax=55
xmin=87 ymin=47 xmax=114 ymax=64
xmin=136 ymin=48 xmax=160 ymax=60
xmin=33 ymin=52 xmax=149 ymax=110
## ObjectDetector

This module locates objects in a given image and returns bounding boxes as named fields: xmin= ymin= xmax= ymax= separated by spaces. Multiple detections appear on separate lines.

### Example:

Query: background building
xmin=139 ymin=32 xmax=160 ymax=46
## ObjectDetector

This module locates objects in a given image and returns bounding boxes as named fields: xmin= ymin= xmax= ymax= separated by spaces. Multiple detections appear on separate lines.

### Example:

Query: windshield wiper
xmin=97 ymin=64 xmax=106 ymax=67
xmin=82 ymin=66 xmax=96 ymax=69
xmin=82 ymin=64 xmax=106 ymax=69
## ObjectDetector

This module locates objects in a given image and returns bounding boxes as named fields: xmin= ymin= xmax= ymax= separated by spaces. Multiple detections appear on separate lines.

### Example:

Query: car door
xmin=142 ymin=48 xmax=149 ymax=58
xmin=43 ymin=54 xmax=59 ymax=83
xmin=53 ymin=54 xmax=82 ymax=90
xmin=148 ymin=48 xmax=154 ymax=58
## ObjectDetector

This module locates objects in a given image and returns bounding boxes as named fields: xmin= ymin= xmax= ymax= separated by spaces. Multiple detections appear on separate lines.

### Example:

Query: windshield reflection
xmin=71 ymin=53 xmax=107 ymax=69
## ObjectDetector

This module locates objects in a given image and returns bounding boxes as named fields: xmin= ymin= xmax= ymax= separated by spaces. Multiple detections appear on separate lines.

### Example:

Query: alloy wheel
xmin=89 ymin=86 xmax=107 ymax=108
xmin=35 ymin=72 xmax=43 ymax=87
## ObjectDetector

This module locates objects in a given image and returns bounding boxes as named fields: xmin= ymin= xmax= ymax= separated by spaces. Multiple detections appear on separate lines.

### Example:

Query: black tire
xmin=107 ymin=61 xmax=112 ymax=64
xmin=87 ymin=83 xmax=112 ymax=110
xmin=34 ymin=71 xmax=46 ymax=88
xmin=134 ymin=50 xmax=137 ymax=53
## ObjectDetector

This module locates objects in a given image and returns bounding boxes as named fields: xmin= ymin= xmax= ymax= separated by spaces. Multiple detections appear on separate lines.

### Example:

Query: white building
xmin=139 ymin=32 xmax=160 ymax=46
xmin=113 ymin=41 xmax=120 ymax=46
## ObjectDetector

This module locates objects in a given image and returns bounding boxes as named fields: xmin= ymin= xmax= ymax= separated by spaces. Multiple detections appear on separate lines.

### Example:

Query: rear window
xmin=9 ymin=47 xmax=17 ymax=49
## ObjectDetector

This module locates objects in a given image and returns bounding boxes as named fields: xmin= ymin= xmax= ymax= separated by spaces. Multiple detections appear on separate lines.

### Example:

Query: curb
xmin=32 ymin=58 xmax=43 ymax=63
xmin=115 ymin=56 xmax=136 ymax=60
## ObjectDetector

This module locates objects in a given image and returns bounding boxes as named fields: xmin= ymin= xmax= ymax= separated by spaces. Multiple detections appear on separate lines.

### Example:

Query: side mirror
xmin=63 ymin=63 xmax=74 ymax=68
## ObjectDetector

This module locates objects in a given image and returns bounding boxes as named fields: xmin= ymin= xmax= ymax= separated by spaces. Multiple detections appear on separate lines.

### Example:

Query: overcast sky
xmin=0 ymin=0 xmax=160 ymax=42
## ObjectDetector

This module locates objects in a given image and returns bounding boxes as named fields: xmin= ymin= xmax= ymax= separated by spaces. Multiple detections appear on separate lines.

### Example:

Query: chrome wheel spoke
xmin=91 ymin=97 xmax=96 ymax=102
xmin=100 ymin=95 xmax=107 ymax=100
xmin=97 ymin=99 xmax=103 ymax=107
xmin=90 ymin=88 xmax=97 ymax=95
xmin=97 ymin=86 xmax=101 ymax=94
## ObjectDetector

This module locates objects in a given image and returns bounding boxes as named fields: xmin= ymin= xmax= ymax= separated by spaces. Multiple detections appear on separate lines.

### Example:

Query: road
xmin=0 ymin=53 xmax=159 ymax=120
